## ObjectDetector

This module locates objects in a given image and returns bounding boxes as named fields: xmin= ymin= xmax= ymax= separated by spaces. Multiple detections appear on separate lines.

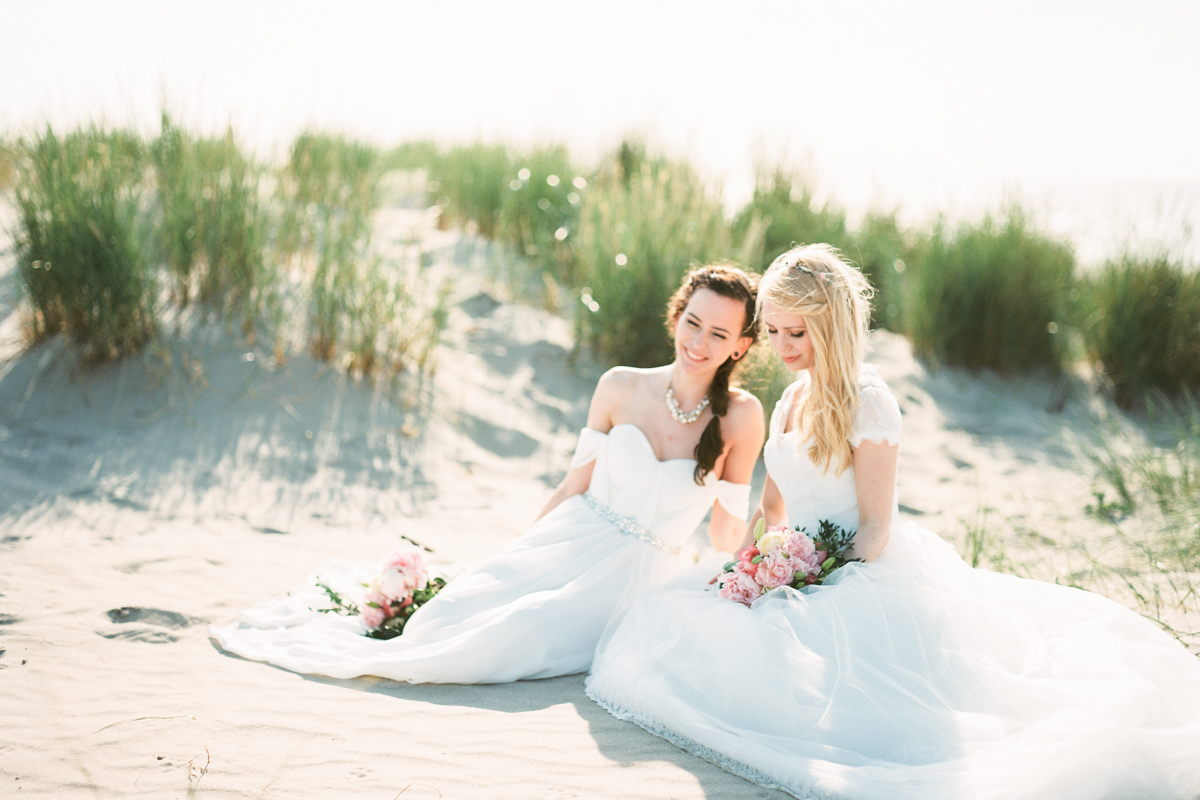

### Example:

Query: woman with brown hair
xmin=211 ymin=265 xmax=765 ymax=684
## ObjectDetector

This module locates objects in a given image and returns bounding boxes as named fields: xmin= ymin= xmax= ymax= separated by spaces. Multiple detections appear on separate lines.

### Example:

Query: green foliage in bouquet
xmin=314 ymin=577 xmax=447 ymax=640
xmin=796 ymin=519 xmax=861 ymax=587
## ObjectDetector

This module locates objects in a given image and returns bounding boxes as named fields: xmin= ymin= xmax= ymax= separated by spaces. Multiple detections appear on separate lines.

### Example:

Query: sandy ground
xmin=0 ymin=204 xmax=1179 ymax=799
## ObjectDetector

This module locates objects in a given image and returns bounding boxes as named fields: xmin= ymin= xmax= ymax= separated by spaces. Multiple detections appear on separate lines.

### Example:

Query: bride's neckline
xmin=607 ymin=423 xmax=696 ymax=465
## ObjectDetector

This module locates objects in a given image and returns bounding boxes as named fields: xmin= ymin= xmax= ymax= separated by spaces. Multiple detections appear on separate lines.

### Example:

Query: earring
xmin=732 ymin=351 xmax=741 ymax=360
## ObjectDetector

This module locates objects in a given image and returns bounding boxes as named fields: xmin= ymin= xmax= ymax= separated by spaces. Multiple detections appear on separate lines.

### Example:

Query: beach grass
xmin=573 ymin=149 xmax=762 ymax=368
xmin=731 ymin=166 xmax=850 ymax=273
xmin=905 ymin=206 xmax=1075 ymax=373
xmin=497 ymin=144 xmax=587 ymax=295
xmin=428 ymin=142 xmax=512 ymax=238
xmin=11 ymin=125 xmax=157 ymax=358
xmin=730 ymin=168 xmax=915 ymax=332
xmin=152 ymin=114 xmax=270 ymax=335
xmin=0 ymin=137 xmax=15 ymax=192
xmin=1082 ymin=398 xmax=1200 ymax=646
xmin=1080 ymin=253 xmax=1200 ymax=407
xmin=277 ymin=132 xmax=381 ymax=361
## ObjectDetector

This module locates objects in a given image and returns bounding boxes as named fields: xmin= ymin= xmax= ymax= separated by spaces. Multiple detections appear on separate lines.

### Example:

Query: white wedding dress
xmin=586 ymin=370 xmax=1200 ymax=800
xmin=209 ymin=423 xmax=749 ymax=684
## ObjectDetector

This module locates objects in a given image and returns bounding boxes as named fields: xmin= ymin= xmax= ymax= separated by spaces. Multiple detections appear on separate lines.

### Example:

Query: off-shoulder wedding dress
xmin=586 ymin=369 xmax=1200 ymax=800
xmin=210 ymin=424 xmax=748 ymax=684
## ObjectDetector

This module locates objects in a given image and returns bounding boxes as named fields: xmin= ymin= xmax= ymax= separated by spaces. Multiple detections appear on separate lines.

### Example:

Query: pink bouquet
xmin=717 ymin=518 xmax=859 ymax=607
xmin=315 ymin=545 xmax=446 ymax=639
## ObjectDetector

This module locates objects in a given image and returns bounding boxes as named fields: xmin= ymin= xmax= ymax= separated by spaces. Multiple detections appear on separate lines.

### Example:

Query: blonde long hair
xmin=758 ymin=244 xmax=873 ymax=475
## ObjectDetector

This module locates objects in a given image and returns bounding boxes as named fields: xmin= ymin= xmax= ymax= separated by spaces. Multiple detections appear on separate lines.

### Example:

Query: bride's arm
xmin=846 ymin=440 xmax=898 ymax=562
xmin=739 ymin=474 xmax=786 ymax=553
xmin=533 ymin=368 xmax=625 ymax=521
xmin=708 ymin=392 xmax=765 ymax=554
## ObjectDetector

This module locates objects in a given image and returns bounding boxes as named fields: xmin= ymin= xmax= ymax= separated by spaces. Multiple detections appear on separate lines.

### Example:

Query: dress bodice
xmin=571 ymin=424 xmax=750 ymax=550
xmin=763 ymin=367 xmax=901 ymax=536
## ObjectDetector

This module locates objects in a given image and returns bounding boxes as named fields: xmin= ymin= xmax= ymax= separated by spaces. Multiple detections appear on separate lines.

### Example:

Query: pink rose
xmin=758 ymin=550 xmax=795 ymax=590
xmin=718 ymin=568 xmax=762 ymax=607
xmin=736 ymin=546 xmax=761 ymax=579
xmin=785 ymin=531 xmax=816 ymax=562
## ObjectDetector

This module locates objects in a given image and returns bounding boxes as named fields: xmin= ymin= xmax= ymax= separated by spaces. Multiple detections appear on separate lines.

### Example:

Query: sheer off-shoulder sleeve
xmin=850 ymin=371 xmax=902 ymax=448
xmin=569 ymin=428 xmax=608 ymax=469
xmin=715 ymin=481 xmax=752 ymax=521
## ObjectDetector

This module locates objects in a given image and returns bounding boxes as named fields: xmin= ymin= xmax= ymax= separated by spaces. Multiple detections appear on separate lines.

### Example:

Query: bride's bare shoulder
xmin=595 ymin=365 xmax=665 ymax=395
xmin=723 ymin=388 xmax=766 ymax=441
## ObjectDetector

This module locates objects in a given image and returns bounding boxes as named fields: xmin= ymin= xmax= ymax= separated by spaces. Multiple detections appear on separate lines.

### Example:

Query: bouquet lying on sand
xmin=717 ymin=518 xmax=859 ymax=607
xmin=315 ymin=546 xmax=447 ymax=639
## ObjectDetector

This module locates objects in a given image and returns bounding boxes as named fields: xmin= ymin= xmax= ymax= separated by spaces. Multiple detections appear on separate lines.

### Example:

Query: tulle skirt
xmin=210 ymin=495 xmax=679 ymax=684
xmin=586 ymin=522 xmax=1200 ymax=800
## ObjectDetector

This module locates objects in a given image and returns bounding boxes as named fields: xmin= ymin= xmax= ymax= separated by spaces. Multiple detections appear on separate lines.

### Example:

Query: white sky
xmin=3 ymin=0 xmax=1198 ymax=261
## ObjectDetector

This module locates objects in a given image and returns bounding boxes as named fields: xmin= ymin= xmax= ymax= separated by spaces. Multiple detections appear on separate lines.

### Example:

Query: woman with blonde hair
xmin=212 ymin=265 xmax=764 ymax=684
xmin=586 ymin=244 xmax=1200 ymax=799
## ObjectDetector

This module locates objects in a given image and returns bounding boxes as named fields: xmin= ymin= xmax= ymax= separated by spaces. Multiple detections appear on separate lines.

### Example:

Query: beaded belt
xmin=582 ymin=492 xmax=680 ymax=555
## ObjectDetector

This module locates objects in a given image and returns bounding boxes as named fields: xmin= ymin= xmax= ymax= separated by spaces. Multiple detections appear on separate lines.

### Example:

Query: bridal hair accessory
xmin=782 ymin=254 xmax=834 ymax=285
xmin=665 ymin=382 xmax=710 ymax=424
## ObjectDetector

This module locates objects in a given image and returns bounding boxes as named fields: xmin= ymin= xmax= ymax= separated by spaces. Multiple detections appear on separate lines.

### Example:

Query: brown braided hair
xmin=664 ymin=265 xmax=760 ymax=485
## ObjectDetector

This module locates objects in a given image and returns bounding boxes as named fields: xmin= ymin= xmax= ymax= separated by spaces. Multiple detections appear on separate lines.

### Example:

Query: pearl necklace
xmin=665 ymin=383 xmax=710 ymax=424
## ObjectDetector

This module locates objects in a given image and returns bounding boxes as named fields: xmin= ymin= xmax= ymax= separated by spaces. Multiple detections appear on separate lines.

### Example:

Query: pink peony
xmin=718 ymin=568 xmax=762 ymax=607
xmin=379 ymin=547 xmax=428 ymax=598
xmin=360 ymin=604 xmax=386 ymax=628
xmin=785 ymin=531 xmax=816 ymax=562
xmin=758 ymin=550 xmax=796 ymax=589
xmin=363 ymin=588 xmax=395 ymax=620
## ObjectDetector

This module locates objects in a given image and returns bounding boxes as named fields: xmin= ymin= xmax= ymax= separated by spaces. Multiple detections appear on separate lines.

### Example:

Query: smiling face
xmin=672 ymin=287 xmax=753 ymax=377
xmin=762 ymin=300 xmax=815 ymax=373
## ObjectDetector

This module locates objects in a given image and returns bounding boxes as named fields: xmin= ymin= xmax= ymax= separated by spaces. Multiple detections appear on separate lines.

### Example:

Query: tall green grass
xmin=497 ymin=145 xmax=587 ymax=293
xmin=730 ymin=168 xmax=916 ymax=331
xmin=428 ymin=142 xmax=512 ymax=238
xmin=7 ymin=122 xmax=451 ymax=379
xmin=11 ymin=126 xmax=156 ymax=357
xmin=152 ymin=114 xmax=269 ymax=332
xmin=573 ymin=153 xmax=762 ymax=367
xmin=0 ymin=138 xmax=15 ymax=192
xmin=850 ymin=210 xmax=919 ymax=332
xmin=732 ymin=167 xmax=849 ymax=272
xmin=1081 ymin=255 xmax=1200 ymax=406
xmin=277 ymin=133 xmax=380 ymax=361
xmin=906 ymin=207 xmax=1075 ymax=373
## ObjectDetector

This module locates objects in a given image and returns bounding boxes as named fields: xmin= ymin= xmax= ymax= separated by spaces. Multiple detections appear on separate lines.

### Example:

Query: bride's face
xmin=763 ymin=301 xmax=814 ymax=373
xmin=672 ymin=288 xmax=752 ymax=377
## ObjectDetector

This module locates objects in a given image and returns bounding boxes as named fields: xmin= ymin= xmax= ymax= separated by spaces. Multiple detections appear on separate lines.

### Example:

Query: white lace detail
xmin=850 ymin=377 xmax=901 ymax=448
xmin=569 ymin=427 xmax=607 ymax=468
xmin=584 ymin=679 xmax=838 ymax=800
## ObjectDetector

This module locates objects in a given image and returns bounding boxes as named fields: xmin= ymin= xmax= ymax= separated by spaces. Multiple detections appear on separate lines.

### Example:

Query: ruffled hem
xmin=584 ymin=678 xmax=836 ymax=800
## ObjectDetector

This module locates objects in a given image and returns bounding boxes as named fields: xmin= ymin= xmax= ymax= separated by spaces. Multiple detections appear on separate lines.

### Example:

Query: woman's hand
xmin=846 ymin=440 xmax=898 ymax=561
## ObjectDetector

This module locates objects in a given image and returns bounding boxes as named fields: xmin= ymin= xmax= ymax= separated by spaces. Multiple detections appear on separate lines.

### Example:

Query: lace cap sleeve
xmin=715 ymin=481 xmax=752 ymax=521
xmin=850 ymin=372 xmax=901 ymax=448
xmin=569 ymin=428 xmax=608 ymax=469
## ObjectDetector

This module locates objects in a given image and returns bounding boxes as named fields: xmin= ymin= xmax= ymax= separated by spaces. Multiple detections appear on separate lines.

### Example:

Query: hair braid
xmin=664 ymin=265 xmax=760 ymax=485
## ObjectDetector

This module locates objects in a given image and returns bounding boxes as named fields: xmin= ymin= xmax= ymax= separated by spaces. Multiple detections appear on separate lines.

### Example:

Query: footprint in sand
xmin=98 ymin=607 xmax=207 ymax=644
